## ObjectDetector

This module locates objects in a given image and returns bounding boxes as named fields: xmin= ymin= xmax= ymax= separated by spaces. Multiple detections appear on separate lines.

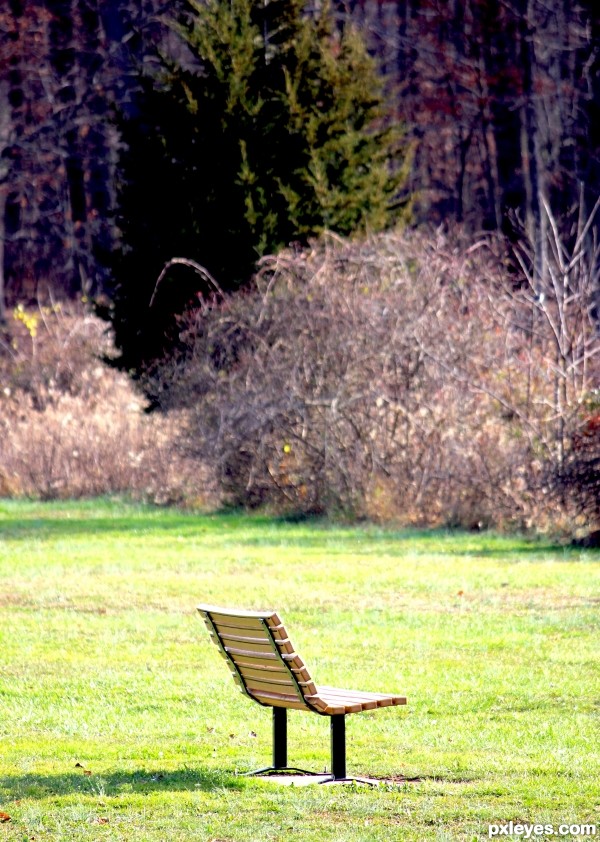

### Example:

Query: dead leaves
xmin=74 ymin=762 xmax=92 ymax=776
xmin=0 ymin=811 xmax=11 ymax=822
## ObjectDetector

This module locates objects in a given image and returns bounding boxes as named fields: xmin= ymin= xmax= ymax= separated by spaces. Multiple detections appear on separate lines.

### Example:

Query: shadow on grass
xmin=2 ymin=504 xmax=594 ymax=559
xmin=0 ymin=768 xmax=480 ymax=801
xmin=0 ymin=766 xmax=244 ymax=800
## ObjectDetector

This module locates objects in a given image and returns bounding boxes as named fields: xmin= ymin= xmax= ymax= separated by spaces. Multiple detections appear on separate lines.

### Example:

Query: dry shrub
xmin=152 ymin=224 xmax=599 ymax=530
xmin=0 ymin=304 xmax=209 ymax=504
xmin=144 ymin=231 xmax=529 ymax=525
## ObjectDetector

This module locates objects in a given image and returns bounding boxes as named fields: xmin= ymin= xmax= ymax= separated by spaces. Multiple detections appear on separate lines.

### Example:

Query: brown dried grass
xmin=0 ymin=303 xmax=211 ymax=505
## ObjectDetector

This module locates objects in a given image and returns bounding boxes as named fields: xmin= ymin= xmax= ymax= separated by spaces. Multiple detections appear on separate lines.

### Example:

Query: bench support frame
xmin=273 ymin=706 xmax=288 ymax=769
xmin=246 ymin=708 xmax=364 ymax=783
xmin=330 ymin=714 xmax=346 ymax=780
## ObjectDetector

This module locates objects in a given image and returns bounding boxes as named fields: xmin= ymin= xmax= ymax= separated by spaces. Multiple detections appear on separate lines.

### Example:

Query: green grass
xmin=0 ymin=498 xmax=599 ymax=841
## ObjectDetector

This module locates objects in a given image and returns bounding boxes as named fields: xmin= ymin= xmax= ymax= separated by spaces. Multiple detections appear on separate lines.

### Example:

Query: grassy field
xmin=0 ymin=499 xmax=599 ymax=841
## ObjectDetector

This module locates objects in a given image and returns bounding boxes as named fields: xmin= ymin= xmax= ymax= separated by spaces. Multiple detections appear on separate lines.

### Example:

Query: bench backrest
xmin=197 ymin=604 xmax=317 ymax=712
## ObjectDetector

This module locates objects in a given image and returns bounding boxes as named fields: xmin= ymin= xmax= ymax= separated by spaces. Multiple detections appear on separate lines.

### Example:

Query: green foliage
xmin=109 ymin=0 xmax=409 ymax=372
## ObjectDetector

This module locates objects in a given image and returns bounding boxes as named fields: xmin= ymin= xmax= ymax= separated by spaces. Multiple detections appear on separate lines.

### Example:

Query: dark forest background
xmin=1 ymin=0 xmax=599 ymax=317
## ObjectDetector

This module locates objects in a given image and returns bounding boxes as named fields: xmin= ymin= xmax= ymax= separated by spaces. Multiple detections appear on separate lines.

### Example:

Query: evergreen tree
xmin=110 ymin=0 xmax=410 ymax=372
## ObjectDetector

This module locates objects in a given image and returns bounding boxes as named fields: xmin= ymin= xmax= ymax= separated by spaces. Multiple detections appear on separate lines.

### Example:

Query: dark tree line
xmin=1 ymin=0 xmax=600 ymax=324
xmin=348 ymin=1 xmax=600 ymax=259
xmin=0 ymin=0 xmax=171 ymax=320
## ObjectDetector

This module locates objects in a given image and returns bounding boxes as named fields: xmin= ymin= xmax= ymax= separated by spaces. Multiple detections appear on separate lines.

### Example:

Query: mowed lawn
xmin=0 ymin=499 xmax=599 ymax=841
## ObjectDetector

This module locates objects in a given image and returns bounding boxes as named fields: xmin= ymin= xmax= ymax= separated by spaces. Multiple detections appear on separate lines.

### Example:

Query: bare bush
xmin=148 ymin=231 xmax=528 ymax=524
xmin=0 ymin=304 xmax=209 ymax=504
xmin=152 ymin=218 xmax=598 ymax=530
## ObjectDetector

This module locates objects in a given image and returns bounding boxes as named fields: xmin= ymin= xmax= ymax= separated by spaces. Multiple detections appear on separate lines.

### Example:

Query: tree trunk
xmin=0 ymin=78 xmax=12 ymax=323
xmin=0 ymin=190 xmax=6 ymax=324
xmin=520 ymin=1 xmax=545 ymax=287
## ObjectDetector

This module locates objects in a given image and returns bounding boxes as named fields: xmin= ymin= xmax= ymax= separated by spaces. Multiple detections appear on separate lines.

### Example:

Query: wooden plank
xmin=210 ymin=630 xmax=277 ymax=657
xmin=225 ymin=647 xmax=278 ymax=661
xmin=217 ymin=632 xmax=274 ymax=646
xmin=314 ymin=700 xmax=348 ymax=715
xmin=282 ymin=653 xmax=306 ymax=667
xmin=207 ymin=623 xmax=294 ymax=655
xmin=239 ymin=672 xmax=317 ymax=696
xmin=249 ymin=688 xmax=311 ymax=710
xmin=238 ymin=665 xmax=314 ymax=688
xmin=317 ymin=686 xmax=407 ymax=706
xmin=213 ymin=626 xmax=296 ymax=655
xmin=220 ymin=645 xmax=308 ymax=682
xmin=268 ymin=624 xmax=289 ymax=641
xmin=212 ymin=618 xmax=267 ymax=634
xmin=207 ymin=612 xmax=271 ymax=629
xmin=305 ymin=693 xmax=370 ymax=713
xmin=244 ymin=677 xmax=299 ymax=696
xmin=291 ymin=668 xmax=313 ymax=684
xmin=235 ymin=659 xmax=315 ymax=687
xmin=236 ymin=665 xmax=291 ymax=681
xmin=266 ymin=620 xmax=291 ymax=640
xmin=197 ymin=604 xmax=280 ymax=623
xmin=212 ymin=619 xmax=290 ymax=644
xmin=219 ymin=633 xmax=296 ymax=655
xmin=315 ymin=687 xmax=389 ymax=701
xmin=220 ymin=636 xmax=275 ymax=655
xmin=253 ymin=695 xmax=312 ymax=711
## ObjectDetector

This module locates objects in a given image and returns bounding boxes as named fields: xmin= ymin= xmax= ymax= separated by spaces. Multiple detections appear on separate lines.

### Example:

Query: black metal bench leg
xmin=245 ymin=707 xmax=322 ymax=777
xmin=272 ymin=707 xmax=287 ymax=769
xmin=330 ymin=715 xmax=346 ymax=780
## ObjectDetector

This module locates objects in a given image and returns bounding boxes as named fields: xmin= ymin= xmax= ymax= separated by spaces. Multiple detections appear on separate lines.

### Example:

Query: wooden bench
xmin=197 ymin=603 xmax=407 ymax=781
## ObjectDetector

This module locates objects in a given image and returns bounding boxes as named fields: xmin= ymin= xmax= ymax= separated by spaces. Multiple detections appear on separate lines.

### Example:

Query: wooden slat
xmin=238 ymin=666 xmax=305 ymax=687
xmin=212 ymin=619 xmax=288 ymax=640
xmin=249 ymin=689 xmax=312 ymax=710
xmin=217 ymin=632 xmax=273 ymax=646
xmin=198 ymin=604 xmax=281 ymax=623
xmin=244 ymin=677 xmax=298 ymax=696
xmin=239 ymin=671 xmax=317 ymax=696
xmin=237 ymin=669 xmax=295 ymax=685
xmin=319 ymin=684 xmax=406 ymax=704
xmin=266 ymin=620 xmax=292 ymax=642
xmin=269 ymin=625 xmax=288 ymax=641
xmin=219 ymin=648 xmax=313 ymax=686
xmin=212 ymin=619 xmax=289 ymax=643
xmin=225 ymin=646 xmax=278 ymax=661
xmin=306 ymin=698 xmax=348 ymax=715
xmin=253 ymin=696 xmax=312 ymax=711
xmin=317 ymin=686 xmax=407 ymax=706
xmin=290 ymin=665 xmax=313 ymax=684
xmin=212 ymin=618 xmax=268 ymax=634
xmin=219 ymin=636 xmax=275 ymax=655
xmin=206 ymin=612 xmax=269 ymax=629
xmin=219 ymin=633 xmax=295 ymax=655
xmin=321 ymin=695 xmax=379 ymax=711
xmin=236 ymin=664 xmax=291 ymax=681
xmin=316 ymin=688 xmax=390 ymax=702
xmin=237 ymin=661 xmax=315 ymax=688
xmin=196 ymin=603 xmax=276 ymax=620
xmin=231 ymin=653 xmax=282 ymax=669
xmin=304 ymin=694 xmax=366 ymax=713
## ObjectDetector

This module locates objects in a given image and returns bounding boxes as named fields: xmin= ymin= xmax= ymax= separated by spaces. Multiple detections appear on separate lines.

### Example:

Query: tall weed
xmin=0 ymin=304 xmax=207 ymax=504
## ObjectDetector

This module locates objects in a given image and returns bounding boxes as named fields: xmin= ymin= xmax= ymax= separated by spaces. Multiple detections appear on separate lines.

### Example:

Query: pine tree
xmin=110 ymin=0 xmax=410 ymax=372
